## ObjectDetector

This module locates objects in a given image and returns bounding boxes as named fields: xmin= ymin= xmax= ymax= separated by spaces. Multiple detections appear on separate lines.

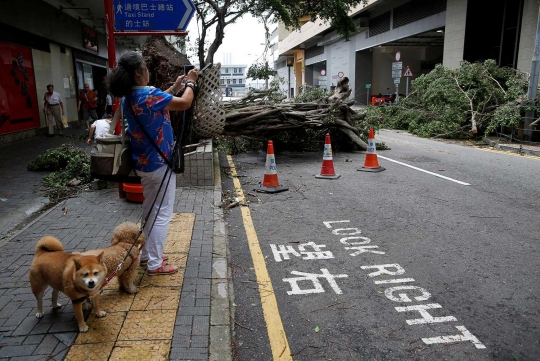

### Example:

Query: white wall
xmin=442 ymin=0 xmax=468 ymax=69
xmin=517 ymin=0 xmax=540 ymax=73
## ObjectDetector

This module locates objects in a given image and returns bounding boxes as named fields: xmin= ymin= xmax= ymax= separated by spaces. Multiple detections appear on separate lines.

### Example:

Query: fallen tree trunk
xmin=220 ymin=77 xmax=368 ymax=150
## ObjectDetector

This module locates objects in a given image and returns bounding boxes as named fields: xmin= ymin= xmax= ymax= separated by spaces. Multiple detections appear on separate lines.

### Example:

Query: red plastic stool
xmin=123 ymin=183 xmax=144 ymax=203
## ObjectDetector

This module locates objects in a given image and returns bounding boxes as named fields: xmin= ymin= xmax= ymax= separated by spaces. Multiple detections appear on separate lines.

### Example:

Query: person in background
xmin=105 ymin=51 xmax=199 ymax=276
xmin=77 ymin=84 xmax=98 ymax=130
xmin=87 ymin=113 xmax=112 ymax=145
xmin=93 ymin=89 xmax=102 ymax=118
xmin=105 ymin=92 xmax=113 ymax=115
xmin=43 ymin=84 xmax=65 ymax=137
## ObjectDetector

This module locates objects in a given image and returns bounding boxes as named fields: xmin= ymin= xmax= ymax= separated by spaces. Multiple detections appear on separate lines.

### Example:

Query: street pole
xmin=105 ymin=0 xmax=126 ymax=198
xmin=525 ymin=5 xmax=540 ymax=140
xmin=288 ymin=66 xmax=291 ymax=98
xmin=406 ymin=78 xmax=409 ymax=97
xmin=105 ymin=0 xmax=120 ymax=135
xmin=366 ymin=88 xmax=369 ymax=105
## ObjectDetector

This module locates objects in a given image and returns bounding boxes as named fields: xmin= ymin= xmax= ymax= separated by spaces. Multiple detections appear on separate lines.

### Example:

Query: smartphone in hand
xmin=184 ymin=65 xmax=195 ymax=74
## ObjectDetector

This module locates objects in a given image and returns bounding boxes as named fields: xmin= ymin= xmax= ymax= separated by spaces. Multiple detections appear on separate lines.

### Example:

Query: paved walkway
xmin=0 ymin=132 xmax=232 ymax=360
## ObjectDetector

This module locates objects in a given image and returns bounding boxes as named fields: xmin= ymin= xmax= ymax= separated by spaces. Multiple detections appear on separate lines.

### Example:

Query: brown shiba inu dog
xmin=29 ymin=236 xmax=108 ymax=332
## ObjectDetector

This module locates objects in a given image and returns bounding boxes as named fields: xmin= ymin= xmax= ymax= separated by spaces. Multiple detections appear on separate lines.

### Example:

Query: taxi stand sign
xmin=114 ymin=0 xmax=195 ymax=32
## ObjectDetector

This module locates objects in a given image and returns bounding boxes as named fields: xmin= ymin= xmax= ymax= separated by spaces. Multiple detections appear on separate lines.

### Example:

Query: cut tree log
xmin=221 ymin=77 xmax=368 ymax=150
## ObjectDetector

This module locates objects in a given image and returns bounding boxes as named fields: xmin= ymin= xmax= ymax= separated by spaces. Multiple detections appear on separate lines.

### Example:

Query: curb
xmin=0 ymin=198 xmax=62 ymax=248
xmin=483 ymin=138 xmax=540 ymax=157
xmin=209 ymin=149 xmax=234 ymax=361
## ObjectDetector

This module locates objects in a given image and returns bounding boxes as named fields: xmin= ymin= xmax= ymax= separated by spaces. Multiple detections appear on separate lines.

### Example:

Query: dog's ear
xmin=73 ymin=259 xmax=81 ymax=271
xmin=97 ymin=252 xmax=105 ymax=264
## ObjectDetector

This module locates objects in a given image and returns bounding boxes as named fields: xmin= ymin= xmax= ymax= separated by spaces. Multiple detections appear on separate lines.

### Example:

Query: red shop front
xmin=0 ymin=41 xmax=40 ymax=135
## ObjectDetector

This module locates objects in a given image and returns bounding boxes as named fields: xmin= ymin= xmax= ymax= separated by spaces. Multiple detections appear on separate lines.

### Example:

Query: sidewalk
xmin=0 ymin=133 xmax=232 ymax=360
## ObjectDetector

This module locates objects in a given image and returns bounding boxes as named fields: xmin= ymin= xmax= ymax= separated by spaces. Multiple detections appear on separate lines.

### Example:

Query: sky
xmin=185 ymin=14 xmax=268 ymax=68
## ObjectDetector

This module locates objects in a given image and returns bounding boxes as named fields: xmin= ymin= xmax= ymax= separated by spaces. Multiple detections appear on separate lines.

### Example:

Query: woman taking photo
xmin=105 ymin=51 xmax=198 ymax=276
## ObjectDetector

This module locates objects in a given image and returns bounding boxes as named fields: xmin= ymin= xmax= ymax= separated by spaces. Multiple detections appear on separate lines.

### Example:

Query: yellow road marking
xmin=226 ymin=155 xmax=292 ymax=361
xmin=467 ymin=141 xmax=539 ymax=159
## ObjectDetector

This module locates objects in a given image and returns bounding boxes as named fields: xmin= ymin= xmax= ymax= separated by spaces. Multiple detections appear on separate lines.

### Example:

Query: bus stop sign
xmin=114 ymin=0 xmax=195 ymax=31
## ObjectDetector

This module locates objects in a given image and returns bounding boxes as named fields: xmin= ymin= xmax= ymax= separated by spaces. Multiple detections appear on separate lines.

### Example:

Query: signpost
xmin=106 ymin=0 xmax=194 ymax=197
xmin=392 ymin=53 xmax=402 ymax=100
xmin=114 ymin=0 xmax=195 ymax=33
xmin=403 ymin=66 xmax=414 ymax=96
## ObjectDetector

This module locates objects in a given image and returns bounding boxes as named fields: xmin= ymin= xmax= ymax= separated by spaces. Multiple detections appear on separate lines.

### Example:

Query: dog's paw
xmin=123 ymin=286 xmax=139 ymax=294
xmin=79 ymin=324 xmax=89 ymax=333
xmin=82 ymin=300 xmax=92 ymax=311
xmin=53 ymin=303 xmax=62 ymax=309
xmin=35 ymin=312 xmax=43 ymax=318
xmin=94 ymin=310 xmax=107 ymax=318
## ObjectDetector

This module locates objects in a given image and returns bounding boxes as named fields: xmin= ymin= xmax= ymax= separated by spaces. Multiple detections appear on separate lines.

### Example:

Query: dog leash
xmin=98 ymin=82 xmax=197 ymax=291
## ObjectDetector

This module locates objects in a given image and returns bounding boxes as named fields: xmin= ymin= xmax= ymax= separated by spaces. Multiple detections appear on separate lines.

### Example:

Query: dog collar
xmin=72 ymin=296 xmax=88 ymax=304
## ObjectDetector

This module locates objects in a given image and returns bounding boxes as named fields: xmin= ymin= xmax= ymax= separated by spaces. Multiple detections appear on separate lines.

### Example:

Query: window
xmin=224 ymin=68 xmax=229 ymax=73
xmin=239 ymin=79 xmax=242 ymax=84
xmin=234 ymin=68 xmax=237 ymax=73
xmin=220 ymin=79 xmax=224 ymax=85
xmin=227 ymin=79 xmax=230 ymax=84
xmin=233 ymin=79 xmax=237 ymax=84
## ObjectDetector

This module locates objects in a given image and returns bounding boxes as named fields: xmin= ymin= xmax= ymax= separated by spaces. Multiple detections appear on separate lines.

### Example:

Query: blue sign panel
xmin=114 ymin=0 xmax=195 ymax=32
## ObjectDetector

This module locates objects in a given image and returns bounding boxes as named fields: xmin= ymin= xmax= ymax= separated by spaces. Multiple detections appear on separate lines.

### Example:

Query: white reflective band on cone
xmin=323 ymin=144 xmax=333 ymax=160
xmin=265 ymin=154 xmax=278 ymax=174
xmin=367 ymin=139 xmax=376 ymax=154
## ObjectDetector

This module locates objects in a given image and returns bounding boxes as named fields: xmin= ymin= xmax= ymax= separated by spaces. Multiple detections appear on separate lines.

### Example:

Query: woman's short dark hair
xmin=105 ymin=51 xmax=144 ymax=97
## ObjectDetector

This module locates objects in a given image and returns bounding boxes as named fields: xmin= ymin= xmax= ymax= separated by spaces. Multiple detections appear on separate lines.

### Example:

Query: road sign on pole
xmin=394 ymin=78 xmax=401 ymax=84
xmin=403 ymin=66 xmax=414 ymax=77
xmin=114 ymin=0 xmax=195 ymax=32
xmin=392 ymin=69 xmax=402 ymax=78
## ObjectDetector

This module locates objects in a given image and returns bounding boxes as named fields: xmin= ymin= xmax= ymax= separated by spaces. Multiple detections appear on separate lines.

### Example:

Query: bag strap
xmin=126 ymin=98 xmax=188 ymax=169
xmin=131 ymin=112 xmax=175 ymax=168
xmin=108 ymin=105 xmax=122 ymax=135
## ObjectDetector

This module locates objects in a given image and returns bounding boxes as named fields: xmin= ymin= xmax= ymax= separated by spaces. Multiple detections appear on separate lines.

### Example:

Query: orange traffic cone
xmin=253 ymin=140 xmax=289 ymax=193
xmin=315 ymin=133 xmax=341 ymax=179
xmin=358 ymin=128 xmax=386 ymax=172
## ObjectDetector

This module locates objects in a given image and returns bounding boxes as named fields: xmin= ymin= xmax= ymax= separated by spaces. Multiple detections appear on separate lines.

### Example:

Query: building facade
xmin=220 ymin=65 xmax=248 ymax=97
xmin=274 ymin=0 xmax=539 ymax=104
xmin=0 ymin=0 xmax=140 ymax=143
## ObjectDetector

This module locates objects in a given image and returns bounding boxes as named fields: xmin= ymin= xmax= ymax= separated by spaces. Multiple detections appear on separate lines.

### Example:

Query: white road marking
xmin=374 ymin=278 xmax=415 ymax=284
xmin=395 ymin=303 xmax=458 ymax=325
xmin=377 ymin=155 xmax=471 ymax=186
xmin=422 ymin=325 xmax=486 ymax=349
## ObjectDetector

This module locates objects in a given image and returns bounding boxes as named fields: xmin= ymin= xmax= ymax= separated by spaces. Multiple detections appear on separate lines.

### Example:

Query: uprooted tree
xmin=364 ymin=59 xmax=534 ymax=138
xmin=221 ymin=78 xmax=368 ymax=149
xmin=141 ymin=37 xmax=372 ymax=150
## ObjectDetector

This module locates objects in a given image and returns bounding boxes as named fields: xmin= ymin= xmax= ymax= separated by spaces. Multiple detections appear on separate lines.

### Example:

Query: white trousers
xmin=136 ymin=165 xmax=176 ymax=270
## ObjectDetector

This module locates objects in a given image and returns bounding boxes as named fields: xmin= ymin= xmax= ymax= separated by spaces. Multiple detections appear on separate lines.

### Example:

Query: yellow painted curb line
xmin=468 ymin=140 xmax=539 ymax=159
xmin=226 ymin=155 xmax=292 ymax=361
xmin=65 ymin=213 xmax=195 ymax=361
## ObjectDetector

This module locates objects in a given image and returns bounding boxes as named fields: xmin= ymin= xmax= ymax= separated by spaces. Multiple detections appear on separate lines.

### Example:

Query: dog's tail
xmin=111 ymin=222 xmax=145 ymax=246
xmin=35 ymin=236 xmax=64 ymax=255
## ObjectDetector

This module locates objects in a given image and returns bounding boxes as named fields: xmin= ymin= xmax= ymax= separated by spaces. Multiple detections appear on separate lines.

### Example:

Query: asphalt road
xmin=220 ymin=130 xmax=540 ymax=361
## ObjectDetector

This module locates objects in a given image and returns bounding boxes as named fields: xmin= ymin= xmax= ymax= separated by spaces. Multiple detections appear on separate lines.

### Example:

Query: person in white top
xmin=43 ymin=84 xmax=65 ymax=137
xmin=87 ymin=114 xmax=112 ymax=145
